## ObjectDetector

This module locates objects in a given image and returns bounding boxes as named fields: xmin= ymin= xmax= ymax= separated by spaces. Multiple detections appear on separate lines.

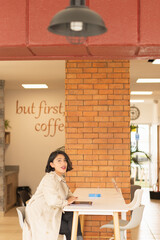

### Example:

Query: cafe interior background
xmin=2 ymin=59 xmax=160 ymax=193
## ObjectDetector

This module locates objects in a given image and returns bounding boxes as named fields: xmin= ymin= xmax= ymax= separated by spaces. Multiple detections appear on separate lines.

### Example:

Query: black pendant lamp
xmin=48 ymin=0 xmax=107 ymax=45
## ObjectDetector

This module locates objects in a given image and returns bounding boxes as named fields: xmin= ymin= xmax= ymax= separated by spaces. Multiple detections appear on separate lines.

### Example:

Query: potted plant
xmin=130 ymin=125 xmax=151 ymax=165
xmin=5 ymin=119 xmax=11 ymax=144
xmin=5 ymin=119 xmax=11 ymax=131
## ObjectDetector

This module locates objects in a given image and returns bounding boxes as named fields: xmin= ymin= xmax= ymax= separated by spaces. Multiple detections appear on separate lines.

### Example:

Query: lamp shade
xmin=48 ymin=0 xmax=107 ymax=44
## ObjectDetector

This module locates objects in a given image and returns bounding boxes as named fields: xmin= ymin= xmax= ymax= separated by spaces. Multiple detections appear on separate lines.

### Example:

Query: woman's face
xmin=50 ymin=154 xmax=68 ymax=176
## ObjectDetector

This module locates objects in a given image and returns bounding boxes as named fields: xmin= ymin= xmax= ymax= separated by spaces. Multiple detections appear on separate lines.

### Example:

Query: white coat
xmin=23 ymin=171 xmax=73 ymax=240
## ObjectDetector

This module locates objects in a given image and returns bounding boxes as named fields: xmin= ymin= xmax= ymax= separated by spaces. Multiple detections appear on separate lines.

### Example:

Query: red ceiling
xmin=0 ymin=0 xmax=160 ymax=60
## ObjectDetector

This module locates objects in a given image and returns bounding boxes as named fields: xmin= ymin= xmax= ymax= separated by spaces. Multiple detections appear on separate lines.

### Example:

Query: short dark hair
xmin=45 ymin=150 xmax=73 ymax=173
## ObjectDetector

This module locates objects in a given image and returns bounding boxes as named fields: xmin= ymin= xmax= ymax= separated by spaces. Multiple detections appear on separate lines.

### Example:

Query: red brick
xmin=79 ymin=117 xmax=94 ymax=122
xmin=108 ymin=62 xmax=123 ymax=67
xmin=84 ymin=166 xmax=99 ymax=171
xmin=78 ymin=128 xmax=93 ymax=133
xmin=67 ymin=122 xmax=83 ymax=127
xmin=77 ymin=74 xmax=92 ymax=79
xmin=68 ymin=100 xmax=83 ymax=106
xmin=98 ymin=68 xmax=113 ymax=73
xmin=78 ymin=150 xmax=93 ymax=155
xmin=83 ymin=111 xmax=98 ymax=117
xmin=83 ymin=144 xmax=98 ymax=149
xmin=114 ymin=68 xmax=129 ymax=73
xmin=78 ymin=160 xmax=93 ymax=165
xmin=77 ymin=63 xmax=92 ymax=67
xmin=92 ymin=63 xmax=107 ymax=67
xmin=78 ymin=84 xmax=93 ymax=89
xmin=99 ymin=122 xmax=113 ymax=127
xmin=67 ymin=111 xmax=82 ymax=117
xmin=78 ymin=172 xmax=93 ymax=177
xmin=108 ymin=73 xmax=122 ymax=79
xmin=84 ymin=100 xmax=98 ymax=105
xmin=78 ymin=106 xmax=93 ymax=111
xmin=109 ymin=84 xmax=124 ymax=89
xmin=67 ymin=68 xmax=83 ymax=73
xmin=76 ymin=182 xmax=91 ymax=188
xmin=108 ymin=95 xmax=123 ymax=100
xmin=99 ymin=112 xmax=113 ymax=117
xmin=99 ymin=100 xmax=114 ymax=105
xmin=78 ymin=139 xmax=92 ymax=144
xmin=84 ymin=79 xmax=99 ymax=84
xmin=99 ymin=89 xmax=113 ymax=95
xmin=94 ymin=84 xmax=109 ymax=89
xmin=93 ymin=94 xmax=108 ymax=100
xmin=99 ymin=133 xmax=114 ymax=138
xmin=84 ymin=89 xmax=98 ymax=95
xmin=66 ymin=74 xmax=77 ymax=78
xmin=84 ymin=133 xmax=99 ymax=139
xmin=94 ymin=117 xmax=109 ymax=122
xmin=68 ymin=89 xmax=83 ymax=94
xmin=93 ymin=128 xmax=108 ymax=133
xmin=91 ymin=183 xmax=106 ymax=188
xmin=83 ymin=155 xmax=99 ymax=160
xmin=84 ymin=122 xmax=98 ymax=127
xmin=77 ymin=95 xmax=93 ymax=100
xmin=66 ymin=128 xmax=78 ymax=133
xmin=83 ymin=68 xmax=98 ymax=73
xmin=93 ymin=106 xmax=108 ymax=111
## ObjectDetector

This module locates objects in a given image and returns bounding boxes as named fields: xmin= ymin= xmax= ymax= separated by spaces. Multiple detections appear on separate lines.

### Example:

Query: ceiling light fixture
xmin=137 ymin=78 xmax=160 ymax=83
xmin=22 ymin=84 xmax=48 ymax=89
xmin=148 ymin=59 xmax=154 ymax=63
xmin=130 ymin=100 xmax=144 ymax=103
xmin=131 ymin=91 xmax=153 ymax=95
xmin=152 ymin=59 xmax=160 ymax=64
xmin=47 ymin=0 xmax=107 ymax=45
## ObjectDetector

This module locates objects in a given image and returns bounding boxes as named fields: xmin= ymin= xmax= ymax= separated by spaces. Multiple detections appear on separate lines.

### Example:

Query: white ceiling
xmin=130 ymin=60 xmax=160 ymax=101
xmin=1 ymin=60 xmax=160 ymax=102
xmin=0 ymin=60 xmax=65 ymax=90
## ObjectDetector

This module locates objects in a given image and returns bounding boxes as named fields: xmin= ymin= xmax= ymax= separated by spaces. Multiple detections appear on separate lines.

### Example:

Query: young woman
xmin=23 ymin=150 xmax=83 ymax=240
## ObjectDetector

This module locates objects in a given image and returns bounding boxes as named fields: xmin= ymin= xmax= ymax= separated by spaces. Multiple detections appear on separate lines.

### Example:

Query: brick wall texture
xmin=65 ymin=60 xmax=130 ymax=239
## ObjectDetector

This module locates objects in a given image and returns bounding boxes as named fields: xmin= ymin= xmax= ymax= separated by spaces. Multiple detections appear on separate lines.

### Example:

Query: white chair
xmin=16 ymin=206 xmax=25 ymax=229
xmin=126 ymin=189 xmax=143 ymax=210
xmin=130 ymin=184 xmax=141 ymax=201
xmin=16 ymin=207 xmax=66 ymax=240
xmin=100 ymin=205 xmax=145 ymax=240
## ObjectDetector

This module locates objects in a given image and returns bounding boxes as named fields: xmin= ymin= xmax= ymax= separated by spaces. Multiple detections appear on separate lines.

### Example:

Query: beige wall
xmin=131 ymin=101 xmax=155 ymax=124
xmin=5 ymin=89 xmax=65 ymax=193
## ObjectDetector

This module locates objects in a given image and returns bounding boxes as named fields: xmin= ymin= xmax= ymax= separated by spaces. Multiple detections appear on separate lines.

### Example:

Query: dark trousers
xmin=59 ymin=212 xmax=82 ymax=240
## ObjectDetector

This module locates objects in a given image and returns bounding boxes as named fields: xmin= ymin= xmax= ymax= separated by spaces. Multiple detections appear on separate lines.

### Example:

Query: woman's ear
xmin=50 ymin=162 xmax=54 ymax=168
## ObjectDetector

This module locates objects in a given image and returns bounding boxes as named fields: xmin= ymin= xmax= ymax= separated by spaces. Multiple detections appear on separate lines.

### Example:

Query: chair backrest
xmin=120 ymin=205 xmax=145 ymax=230
xmin=16 ymin=206 xmax=66 ymax=240
xmin=18 ymin=190 xmax=31 ymax=206
xmin=131 ymin=184 xmax=141 ymax=201
xmin=127 ymin=189 xmax=143 ymax=210
xmin=16 ymin=206 xmax=25 ymax=229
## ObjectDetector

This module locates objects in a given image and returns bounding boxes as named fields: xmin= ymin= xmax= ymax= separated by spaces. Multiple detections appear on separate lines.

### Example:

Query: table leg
xmin=80 ymin=215 xmax=85 ymax=235
xmin=121 ymin=212 xmax=126 ymax=239
xmin=113 ymin=212 xmax=121 ymax=240
xmin=71 ymin=211 xmax=79 ymax=240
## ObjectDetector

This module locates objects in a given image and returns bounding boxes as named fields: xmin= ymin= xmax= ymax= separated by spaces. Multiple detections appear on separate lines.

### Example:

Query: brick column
xmin=65 ymin=60 xmax=130 ymax=239
xmin=0 ymin=80 xmax=5 ymax=213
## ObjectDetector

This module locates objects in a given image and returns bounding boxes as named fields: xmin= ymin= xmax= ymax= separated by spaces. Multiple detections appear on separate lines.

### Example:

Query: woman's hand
xmin=67 ymin=196 xmax=78 ymax=205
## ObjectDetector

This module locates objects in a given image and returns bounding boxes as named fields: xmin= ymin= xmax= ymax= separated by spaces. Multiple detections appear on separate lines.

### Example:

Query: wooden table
xmin=64 ymin=188 xmax=128 ymax=240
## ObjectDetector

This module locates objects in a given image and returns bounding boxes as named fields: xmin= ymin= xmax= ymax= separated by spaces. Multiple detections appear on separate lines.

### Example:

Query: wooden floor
xmin=0 ymin=189 xmax=159 ymax=240
xmin=0 ymin=207 xmax=22 ymax=240
xmin=131 ymin=188 xmax=160 ymax=240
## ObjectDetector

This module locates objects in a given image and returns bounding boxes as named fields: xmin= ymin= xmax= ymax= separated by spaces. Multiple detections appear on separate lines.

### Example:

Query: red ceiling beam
xmin=0 ymin=0 xmax=160 ymax=59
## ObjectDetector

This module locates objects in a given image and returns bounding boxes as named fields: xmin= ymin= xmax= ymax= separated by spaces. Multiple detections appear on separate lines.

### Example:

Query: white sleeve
xmin=67 ymin=187 xmax=73 ymax=198
xmin=42 ymin=174 xmax=68 ymax=208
